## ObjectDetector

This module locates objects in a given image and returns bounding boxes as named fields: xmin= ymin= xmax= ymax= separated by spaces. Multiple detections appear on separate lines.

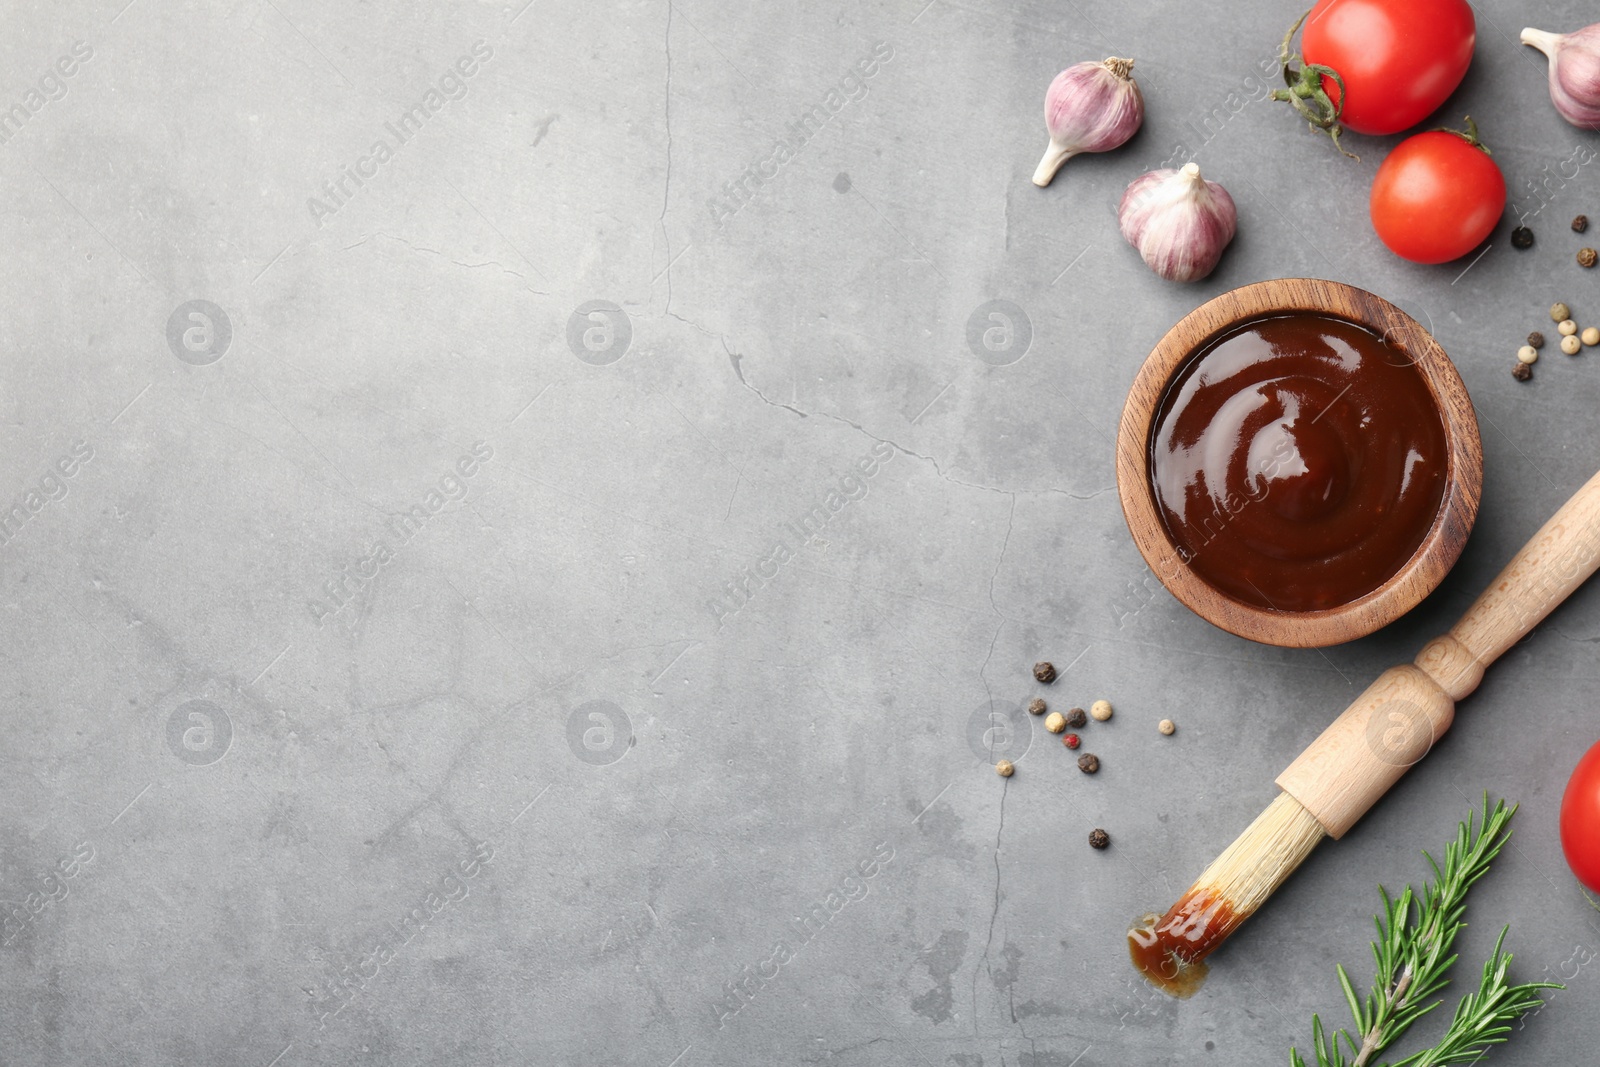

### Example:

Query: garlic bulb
xmin=1118 ymin=163 xmax=1237 ymax=283
xmin=1032 ymin=57 xmax=1144 ymax=187
xmin=1523 ymin=25 xmax=1600 ymax=129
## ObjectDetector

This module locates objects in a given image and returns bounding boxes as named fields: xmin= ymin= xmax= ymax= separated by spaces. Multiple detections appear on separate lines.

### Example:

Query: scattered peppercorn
xmin=1044 ymin=711 xmax=1067 ymax=734
xmin=996 ymin=759 xmax=1014 ymax=777
xmin=1511 ymin=226 xmax=1535 ymax=248
xmin=1089 ymin=828 xmax=1110 ymax=849
xmin=1090 ymin=699 xmax=1113 ymax=722
xmin=1560 ymin=318 xmax=1579 ymax=336
xmin=1033 ymin=661 xmax=1056 ymax=684
xmin=1528 ymin=331 xmax=1546 ymax=349
xmin=1552 ymin=303 xmax=1571 ymax=322
xmin=1077 ymin=753 xmax=1100 ymax=774
xmin=1064 ymin=707 xmax=1088 ymax=729
xmin=1158 ymin=718 xmax=1176 ymax=735
xmin=1512 ymin=361 xmax=1533 ymax=382
xmin=1063 ymin=732 xmax=1081 ymax=749
xmin=1579 ymin=248 xmax=1597 ymax=268
xmin=1585 ymin=327 xmax=1600 ymax=347
xmin=1518 ymin=345 xmax=1539 ymax=365
xmin=1027 ymin=698 xmax=1047 ymax=716
xmin=1563 ymin=335 xmax=1583 ymax=355
xmin=1576 ymin=215 xmax=1590 ymax=233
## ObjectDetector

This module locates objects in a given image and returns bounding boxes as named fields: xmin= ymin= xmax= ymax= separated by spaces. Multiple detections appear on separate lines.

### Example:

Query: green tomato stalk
xmin=1271 ymin=8 xmax=1359 ymax=160
xmin=1434 ymin=115 xmax=1493 ymax=155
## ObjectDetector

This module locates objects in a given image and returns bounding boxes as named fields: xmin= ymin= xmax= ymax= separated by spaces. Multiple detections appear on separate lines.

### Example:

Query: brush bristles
xmin=1189 ymin=792 xmax=1327 ymax=920
xmin=1129 ymin=792 xmax=1331 ymax=997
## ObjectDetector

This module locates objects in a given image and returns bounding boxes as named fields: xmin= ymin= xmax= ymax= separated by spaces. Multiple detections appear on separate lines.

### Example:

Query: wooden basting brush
xmin=1130 ymin=469 xmax=1600 ymax=998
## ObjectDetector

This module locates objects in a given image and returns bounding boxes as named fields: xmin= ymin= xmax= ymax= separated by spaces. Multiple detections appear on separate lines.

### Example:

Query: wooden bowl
xmin=1116 ymin=278 xmax=1483 ymax=648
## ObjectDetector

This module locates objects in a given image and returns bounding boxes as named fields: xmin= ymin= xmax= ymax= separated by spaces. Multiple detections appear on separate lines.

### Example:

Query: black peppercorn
xmin=1579 ymin=247 xmax=1597 ymax=268
xmin=1033 ymin=661 xmax=1056 ymax=684
xmin=1077 ymin=752 xmax=1100 ymax=774
xmin=1511 ymin=226 xmax=1535 ymax=249
xmin=1575 ymin=215 xmax=1589 ymax=233
xmin=1027 ymin=698 xmax=1046 ymax=716
xmin=1512 ymin=361 xmax=1533 ymax=382
xmin=1528 ymin=331 xmax=1545 ymax=349
xmin=1089 ymin=828 xmax=1110 ymax=849
xmin=1064 ymin=707 xmax=1088 ymax=729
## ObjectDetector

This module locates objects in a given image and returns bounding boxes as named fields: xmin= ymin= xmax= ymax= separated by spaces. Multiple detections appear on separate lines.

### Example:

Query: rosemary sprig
xmin=1290 ymin=797 xmax=1562 ymax=1067
xmin=1391 ymin=931 xmax=1554 ymax=1067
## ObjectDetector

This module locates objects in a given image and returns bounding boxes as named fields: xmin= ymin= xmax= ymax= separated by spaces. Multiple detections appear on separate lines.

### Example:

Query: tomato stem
xmin=1270 ymin=7 xmax=1361 ymax=160
xmin=1433 ymin=114 xmax=1493 ymax=155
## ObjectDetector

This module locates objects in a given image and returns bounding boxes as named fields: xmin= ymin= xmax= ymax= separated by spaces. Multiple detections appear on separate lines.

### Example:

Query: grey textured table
xmin=3 ymin=1 xmax=1599 ymax=1064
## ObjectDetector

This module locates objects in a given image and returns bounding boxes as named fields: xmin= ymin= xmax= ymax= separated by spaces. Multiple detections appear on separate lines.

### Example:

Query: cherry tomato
xmin=1369 ymin=123 xmax=1505 ymax=263
xmin=1302 ymin=0 xmax=1476 ymax=135
xmin=1562 ymin=739 xmax=1600 ymax=894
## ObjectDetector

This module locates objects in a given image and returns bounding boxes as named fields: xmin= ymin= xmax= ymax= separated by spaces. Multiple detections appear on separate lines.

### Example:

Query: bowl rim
xmin=1115 ymin=278 xmax=1484 ymax=648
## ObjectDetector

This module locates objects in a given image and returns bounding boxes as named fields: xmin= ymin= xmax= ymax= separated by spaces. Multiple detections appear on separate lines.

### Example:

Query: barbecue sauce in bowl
xmin=1149 ymin=314 xmax=1449 ymax=613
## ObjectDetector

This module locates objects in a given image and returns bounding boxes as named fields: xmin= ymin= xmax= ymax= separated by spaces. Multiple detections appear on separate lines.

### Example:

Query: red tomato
xmin=1562 ymin=739 xmax=1600 ymax=894
xmin=1302 ymin=0 xmax=1476 ymax=135
xmin=1369 ymin=126 xmax=1505 ymax=263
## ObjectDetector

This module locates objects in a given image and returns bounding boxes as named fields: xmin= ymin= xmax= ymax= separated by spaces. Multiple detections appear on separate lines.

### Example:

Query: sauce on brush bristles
xmin=1128 ymin=793 xmax=1326 ymax=997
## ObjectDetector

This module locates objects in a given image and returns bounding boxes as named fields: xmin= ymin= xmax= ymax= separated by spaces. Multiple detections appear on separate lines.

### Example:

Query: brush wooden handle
xmin=1277 ymin=468 xmax=1600 ymax=839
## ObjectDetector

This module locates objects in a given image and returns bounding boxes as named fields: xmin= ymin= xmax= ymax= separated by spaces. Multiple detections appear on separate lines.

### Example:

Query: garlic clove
xmin=1033 ymin=57 xmax=1144 ymax=187
xmin=1117 ymin=162 xmax=1237 ymax=283
xmin=1523 ymin=25 xmax=1600 ymax=129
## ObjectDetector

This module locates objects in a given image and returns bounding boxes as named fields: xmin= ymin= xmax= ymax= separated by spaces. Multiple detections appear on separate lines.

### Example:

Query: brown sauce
xmin=1126 ymin=889 xmax=1242 ymax=998
xmin=1149 ymin=314 xmax=1448 ymax=612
